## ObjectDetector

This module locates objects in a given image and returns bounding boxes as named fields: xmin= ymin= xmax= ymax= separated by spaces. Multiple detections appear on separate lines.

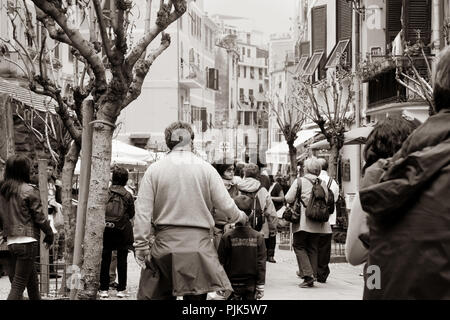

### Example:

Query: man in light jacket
xmin=285 ymin=157 xmax=332 ymax=288
xmin=317 ymin=158 xmax=339 ymax=283
xmin=133 ymin=121 xmax=248 ymax=300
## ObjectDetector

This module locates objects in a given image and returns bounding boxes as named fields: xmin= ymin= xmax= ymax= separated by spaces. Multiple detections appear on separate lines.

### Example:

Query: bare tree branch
xmin=32 ymin=0 xmax=107 ymax=98
xmin=125 ymin=0 xmax=186 ymax=68
xmin=122 ymin=32 xmax=171 ymax=108
xmin=92 ymin=0 xmax=114 ymax=63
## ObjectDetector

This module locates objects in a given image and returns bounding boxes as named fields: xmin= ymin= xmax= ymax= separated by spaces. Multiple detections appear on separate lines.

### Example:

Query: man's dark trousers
xmin=317 ymin=233 xmax=332 ymax=282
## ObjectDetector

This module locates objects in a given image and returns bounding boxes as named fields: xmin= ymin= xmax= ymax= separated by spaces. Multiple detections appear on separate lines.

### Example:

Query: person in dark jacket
xmin=0 ymin=155 xmax=54 ymax=300
xmin=212 ymin=160 xmax=240 ymax=249
xmin=346 ymin=115 xmax=419 ymax=266
xmin=359 ymin=47 xmax=450 ymax=299
xmin=99 ymin=166 xmax=135 ymax=299
xmin=218 ymin=195 xmax=266 ymax=300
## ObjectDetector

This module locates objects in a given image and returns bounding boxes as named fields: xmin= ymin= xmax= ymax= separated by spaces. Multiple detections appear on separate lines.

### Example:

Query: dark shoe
xmin=317 ymin=279 xmax=327 ymax=283
xmin=299 ymin=277 xmax=315 ymax=288
xmin=267 ymin=257 xmax=276 ymax=263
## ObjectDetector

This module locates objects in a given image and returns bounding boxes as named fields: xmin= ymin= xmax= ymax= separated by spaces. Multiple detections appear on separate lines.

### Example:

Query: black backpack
xmin=326 ymin=178 xmax=335 ymax=215
xmin=105 ymin=190 xmax=127 ymax=230
xmin=303 ymin=177 xmax=330 ymax=223
xmin=238 ymin=187 xmax=264 ymax=231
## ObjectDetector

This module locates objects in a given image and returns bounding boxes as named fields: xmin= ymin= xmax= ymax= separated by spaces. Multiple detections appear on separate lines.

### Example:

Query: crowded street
xmin=0 ymin=246 xmax=364 ymax=300
xmin=1 ymin=0 xmax=450 ymax=307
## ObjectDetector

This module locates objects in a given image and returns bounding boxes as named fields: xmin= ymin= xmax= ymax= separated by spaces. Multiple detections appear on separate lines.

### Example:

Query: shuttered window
xmin=404 ymin=0 xmax=431 ymax=47
xmin=336 ymin=0 xmax=352 ymax=66
xmin=207 ymin=68 xmax=219 ymax=90
xmin=201 ymin=108 xmax=207 ymax=132
xmin=300 ymin=41 xmax=310 ymax=57
xmin=386 ymin=0 xmax=403 ymax=45
xmin=312 ymin=5 xmax=327 ymax=80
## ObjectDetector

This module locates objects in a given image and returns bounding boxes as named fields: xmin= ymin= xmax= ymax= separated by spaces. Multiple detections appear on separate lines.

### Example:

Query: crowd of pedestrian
xmin=1 ymin=47 xmax=450 ymax=301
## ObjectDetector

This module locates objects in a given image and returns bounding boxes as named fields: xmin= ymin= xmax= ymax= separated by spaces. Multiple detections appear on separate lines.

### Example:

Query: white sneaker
xmin=116 ymin=291 xmax=129 ymax=298
xmin=99 ymin=291 xmax=109 ymax=298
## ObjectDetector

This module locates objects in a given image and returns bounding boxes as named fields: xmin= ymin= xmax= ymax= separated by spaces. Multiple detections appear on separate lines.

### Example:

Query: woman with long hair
xmin=0 ymin=155 xmax=54 ymax=300
xmin=345 ymin=115 xmax=419 ymax=266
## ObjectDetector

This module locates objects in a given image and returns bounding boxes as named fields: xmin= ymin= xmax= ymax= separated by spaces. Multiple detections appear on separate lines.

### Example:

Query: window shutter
xmin=386 ymin=0 xmax=403 ymax=44
xmin=244 ymin=112 xmax=250 ymax=125
xmin=312 ymin=6 xmax=327 ymax=79
xmin=300 ymin=41 xmax=310 ymax=57
xmin=337 ymin=0 xmax=352 ymax=65
xmin=214 ymin=68 xmax=219 ymax=90
xmin=405 ymin=0 xmax=432 ymax=78
xmin=201 ymin=108 xmax=207 ymax=132
xmin=405 ymin=0 xmax=431 ymax=46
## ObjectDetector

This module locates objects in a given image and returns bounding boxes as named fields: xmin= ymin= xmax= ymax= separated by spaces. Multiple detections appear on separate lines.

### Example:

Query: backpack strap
xmin=327 ymin=177 xmax=332 ymax=189
xmin=297 ymin=178 xmax=307 ymax=208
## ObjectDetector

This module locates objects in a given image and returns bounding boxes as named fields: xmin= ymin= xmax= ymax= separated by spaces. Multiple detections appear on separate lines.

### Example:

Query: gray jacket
xmin=285 ymin=173 xmax=332 ymax=234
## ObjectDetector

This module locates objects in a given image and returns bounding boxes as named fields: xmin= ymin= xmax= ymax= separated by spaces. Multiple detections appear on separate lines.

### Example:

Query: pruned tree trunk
xmin=288 ymin=142 xmax=297 ymax=182
xmin=328 ymin=142 xmax=340 ymax=181
xmin=77 ymin=118 xmax=114 ymax=300
xmin=59 ymin=141 xmax=80 ymax=295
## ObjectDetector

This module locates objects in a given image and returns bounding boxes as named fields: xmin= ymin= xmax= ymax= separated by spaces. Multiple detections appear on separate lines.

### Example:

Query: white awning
xmin=309 ymin=126 xmax=374 ymax=150
xmin=294 ymin=129 xmax=321 ymax=148
xmin=74 ymin=139 xmax=155 ymax=174
xmin=265 ymin=129 xmax=320 ymax=164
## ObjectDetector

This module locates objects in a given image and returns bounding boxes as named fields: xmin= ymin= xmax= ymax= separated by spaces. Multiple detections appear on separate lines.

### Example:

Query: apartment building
xmin=211 ymin=15 xmax=269 ymax=163
xmin=118 ymin=0 xmax=219 ymax=157
xmin=360 ymin=0 xmax=443 ymax=123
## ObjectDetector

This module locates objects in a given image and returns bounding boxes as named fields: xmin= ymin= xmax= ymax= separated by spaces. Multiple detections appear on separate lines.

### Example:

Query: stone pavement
xmin=0 ymin=246 xmax=364 ymax=300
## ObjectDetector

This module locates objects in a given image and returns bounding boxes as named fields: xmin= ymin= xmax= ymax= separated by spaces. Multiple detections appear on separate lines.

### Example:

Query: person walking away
xmin=357 ymin=48 xmax=450 ymax=299
xmin=345 ymin=116 xmax=419 ymax=266
xmin=316 ymin=158 xmax=339 ymax=283
xmin=110 ymin=178 xmax=136 ymax=290
xmin=218 ymin=195 xmax=266 ymax=300
xmin=285 ymin=157 xmax=332 ymax=288
xmin=99 ymin=166 xmax=135 ymax=298
xmin=237 ymin=164 xmax=278 ymax=259
xmin=46 ymin=164 xmax=62 ymax=279
xmin=267 ymin=175 xmax=285 ymax=263
xmin=0 ymin=155 xmax=54 ymax=300
xmin=258 ymin=164 xmax=271 ymax=191
xmin=234 ymin=161 xmax=246 ymax=180
xmin=211 ymin=160 xmax=240 ymax=249
xmin=133 ymin=121 xmax=248 ymax=300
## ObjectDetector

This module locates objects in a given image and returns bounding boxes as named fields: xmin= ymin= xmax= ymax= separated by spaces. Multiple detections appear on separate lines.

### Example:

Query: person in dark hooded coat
xmin=359 ymin=47 xmax=450 ymax=299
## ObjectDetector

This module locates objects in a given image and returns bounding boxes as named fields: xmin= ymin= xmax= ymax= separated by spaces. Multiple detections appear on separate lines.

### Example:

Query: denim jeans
xmin=100 ymin=248 xmax=128 ymax=291
xmin=292 ymin=231 xmax=319 ymax=279
xmin=7 ymin=242 xmax=40 ymax=300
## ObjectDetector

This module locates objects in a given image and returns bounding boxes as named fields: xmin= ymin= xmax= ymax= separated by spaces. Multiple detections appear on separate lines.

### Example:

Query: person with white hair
xmin=285 ymin=157 xmax=332 ymax=288
xmin=316 ymin=158 xmax=339 ymax=283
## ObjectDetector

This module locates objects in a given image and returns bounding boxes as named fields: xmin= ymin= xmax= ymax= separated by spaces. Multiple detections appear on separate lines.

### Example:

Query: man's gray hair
xmin=164 ymin=121 xmax=195 ymax=150
xmin=304 ymin=157 xmax=322 ymax=176
xmin=317 ymin=158 xmax=328 ymax=171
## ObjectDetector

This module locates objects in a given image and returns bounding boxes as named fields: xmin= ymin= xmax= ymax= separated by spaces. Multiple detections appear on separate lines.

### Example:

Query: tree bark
xmin=77 ymin=118 xmax=114 ymax=300
xmin=328 ymin=142 xmax=340 ymax=181
xmin=288 ymin=142 xmax=297 ymax=182
xmin=59 ymin=141 xmax=80 ymax=295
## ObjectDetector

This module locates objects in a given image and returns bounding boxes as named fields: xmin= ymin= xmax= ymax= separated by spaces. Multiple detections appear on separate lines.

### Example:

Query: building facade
xmin=118 ymin=0 xmax=219 ymax=158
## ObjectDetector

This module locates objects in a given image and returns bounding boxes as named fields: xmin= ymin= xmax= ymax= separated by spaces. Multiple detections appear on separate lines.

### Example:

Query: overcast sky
xmin=204 ymin=0 xmax=296 ymax=37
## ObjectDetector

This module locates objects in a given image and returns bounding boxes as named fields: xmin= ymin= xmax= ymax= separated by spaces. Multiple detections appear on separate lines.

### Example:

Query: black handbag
xmin=282 ymin=178 xmax=304 ymax=224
